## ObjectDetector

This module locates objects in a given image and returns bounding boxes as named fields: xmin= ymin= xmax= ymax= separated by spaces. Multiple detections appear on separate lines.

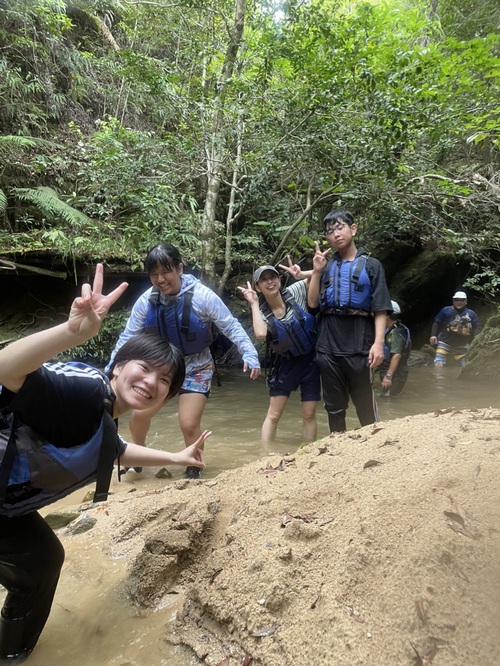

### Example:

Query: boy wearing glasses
xmin=307 ymin=210 xmax=392 ymax=433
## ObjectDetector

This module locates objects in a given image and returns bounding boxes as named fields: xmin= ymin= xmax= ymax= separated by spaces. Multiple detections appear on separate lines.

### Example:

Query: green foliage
xmin=0 ymin=0 xmax=499 ymax=297
xmin=13 ymin=186 xmax=92 ymax=227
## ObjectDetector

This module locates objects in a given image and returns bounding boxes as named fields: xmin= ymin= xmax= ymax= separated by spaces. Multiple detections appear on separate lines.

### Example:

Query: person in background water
xmin=378 ymin=300 xmax=411 ymax=397
xmin=0 ymin=265 xmax=207 ymax=664
xmin=430 ymin=291 xmax=480 ymax=367
xmin=238 ymin=258 xmax=321 ymax=444
xmin=106 ymin=243 xmax=260 ymax=478
xmin=307 ymin=210 xmax=392 ymax=433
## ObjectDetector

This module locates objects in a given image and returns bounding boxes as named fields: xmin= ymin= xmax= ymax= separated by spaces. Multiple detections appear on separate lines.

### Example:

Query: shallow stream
xmin=2 ymin=364 xmax=498 ymax=666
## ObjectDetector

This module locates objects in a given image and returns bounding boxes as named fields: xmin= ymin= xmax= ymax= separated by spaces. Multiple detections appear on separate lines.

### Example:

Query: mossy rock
xmin=461 ymin=310 xmax=500 ymax=381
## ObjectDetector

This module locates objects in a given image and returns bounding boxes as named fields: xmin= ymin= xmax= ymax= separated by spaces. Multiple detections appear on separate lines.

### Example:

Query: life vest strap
xmin=322 ymin=307 xmax=370 ymax=317
xmin=93 ymin=410 xmax=118 ymax=504
xmin=0 ymin=413 xmax=18 ymax=506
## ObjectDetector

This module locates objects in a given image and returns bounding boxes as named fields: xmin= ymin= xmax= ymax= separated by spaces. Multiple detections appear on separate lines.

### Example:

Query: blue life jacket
xmin=319 ymin=255 xmax=372 ymax=312
xmin=0 ymin=364 xmax=117 ymax=517
xmin=144 ymin=287 xmax=212 ymax=355
xmin=262 ymin=294 xmax=317 ymax=358
xmin=383 ymin=322 xmax=411 ymax=364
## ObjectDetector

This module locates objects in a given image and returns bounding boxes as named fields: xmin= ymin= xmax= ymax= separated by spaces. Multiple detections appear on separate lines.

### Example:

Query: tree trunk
xmin=219 ymin=111 xmax=244 ymax=294
xmin=200 ymin=0 xmax=247 ymax=283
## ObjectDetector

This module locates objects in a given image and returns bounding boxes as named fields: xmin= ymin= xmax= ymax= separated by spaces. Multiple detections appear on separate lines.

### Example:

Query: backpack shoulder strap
xmin=351 ymin=256 xmax=367 ymax=290
xmin=0 ymin=412 xmax=18 ymax=507
xmin=180 ymin=288 xmax=195 ymax=340
xmin=93 ymin=374 xmax=118 ymax=504
xmin=93 ymin=411 xmax=118 ymax=504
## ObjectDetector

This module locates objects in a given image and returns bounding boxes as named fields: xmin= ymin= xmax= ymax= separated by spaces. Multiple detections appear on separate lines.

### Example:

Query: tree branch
xmin=270 ymin=185 xmax=342 ymax=264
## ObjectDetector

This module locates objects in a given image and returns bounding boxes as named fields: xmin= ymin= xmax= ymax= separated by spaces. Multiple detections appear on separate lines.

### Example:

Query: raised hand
xmin=278 ymin=254 xmax=303 ymax=280
xmin=312 ymin=241 xmax=331 ymax=272
xmin=68 ymin=263 xmax=128 ymax=339
xmin=237 ymin=281 xmax=259 ymax=305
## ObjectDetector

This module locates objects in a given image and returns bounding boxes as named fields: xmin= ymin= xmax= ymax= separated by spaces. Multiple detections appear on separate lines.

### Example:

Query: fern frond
xmin=0 ymin=135 xmax=61 ymax=155
xmin=10 ymin=186 xmax=92 ymax=227
xmin=0 ymin=136 xmax=37 ymax=154
xmin=0 ymin=188 xmax=6 ymax=213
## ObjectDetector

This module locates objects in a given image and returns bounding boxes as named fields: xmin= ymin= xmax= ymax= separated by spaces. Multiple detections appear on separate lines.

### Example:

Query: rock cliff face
xmin=74 ymin=409 xmax=500 ymax=666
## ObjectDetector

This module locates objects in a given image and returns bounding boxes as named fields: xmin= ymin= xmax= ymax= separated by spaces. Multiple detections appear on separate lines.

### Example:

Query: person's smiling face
xmin=111 ymin=360 xmax=172 ymax=413
xmin=149 ymin=262 xmax=183 ymax=295
xmin=255 ymin=270 xmax=280 ymax=296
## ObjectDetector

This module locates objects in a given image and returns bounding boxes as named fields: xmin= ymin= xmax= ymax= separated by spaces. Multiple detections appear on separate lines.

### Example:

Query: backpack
xmin=0 ymin=404 xmax=117 ymax=517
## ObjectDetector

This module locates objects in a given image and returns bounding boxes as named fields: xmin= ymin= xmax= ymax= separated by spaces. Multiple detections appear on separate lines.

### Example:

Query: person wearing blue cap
xmin=238 ymin=259 xmax=320 ymax=443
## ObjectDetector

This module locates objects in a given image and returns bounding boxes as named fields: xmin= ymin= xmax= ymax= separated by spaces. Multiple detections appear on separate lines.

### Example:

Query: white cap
xmin=390 ymin=300 xmax=401 ymax=316
xmin=453 ymin=291 xmax=467 ymax=300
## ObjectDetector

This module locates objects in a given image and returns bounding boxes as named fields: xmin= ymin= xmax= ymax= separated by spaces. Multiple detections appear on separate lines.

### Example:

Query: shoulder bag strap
xmin=93 ymin=411 xmax=119 ymax=504
xmin=0 ymin=414 xmax=19 ymax=507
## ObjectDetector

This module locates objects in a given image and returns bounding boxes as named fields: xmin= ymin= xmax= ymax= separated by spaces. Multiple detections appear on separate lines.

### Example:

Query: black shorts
xmin=267 ymin=353 xmax=321 ymax=401
xmin=178 ymin=388 xmax=210 ymax=399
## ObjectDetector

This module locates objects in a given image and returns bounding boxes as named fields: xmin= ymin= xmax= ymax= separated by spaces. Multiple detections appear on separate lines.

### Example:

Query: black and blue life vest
xmin=262 ymin=294 xmax=317 ymax=358
xmin=0 ymin=364 xmax=118 ymax=517
xmin=319 ymin=255 xmax=372 ymax=312
xmin=144 ymin=286 xmax=212 ymax=356
xmin=383 ymin=322 xmax=411 ymax=364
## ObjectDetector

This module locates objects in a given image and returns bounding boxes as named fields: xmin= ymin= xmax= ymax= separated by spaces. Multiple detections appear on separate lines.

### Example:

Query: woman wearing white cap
xmin=430 ymin=291 xmax=480 ymax=367
xmin=238 ymin=259 xmax=320 ymax=443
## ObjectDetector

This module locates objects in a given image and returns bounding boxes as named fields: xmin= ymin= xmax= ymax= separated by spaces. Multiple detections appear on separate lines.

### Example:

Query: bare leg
xmin=301 ymin=400 xmax=318 ymax=442
xmin=179 ymin=392 xmax=208 ymax=479
xmin=178 ymin=392 xmax=208 ymax=446
xmin=261 ymin=395 xmax=288 ymax=444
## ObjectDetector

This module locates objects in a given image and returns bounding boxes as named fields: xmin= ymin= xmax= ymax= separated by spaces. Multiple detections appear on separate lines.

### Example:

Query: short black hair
xmin=145 ymin=244 xmax=182 ymax=274
xmin=323 ymin=210 xmax=355 ymax=231
xmin=107 ymin=334 xmax=185 ymax=400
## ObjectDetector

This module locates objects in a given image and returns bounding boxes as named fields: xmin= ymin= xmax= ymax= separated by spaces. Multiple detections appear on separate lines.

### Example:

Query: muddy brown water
xmin=1 ymin=364 xmax=498 ymax=666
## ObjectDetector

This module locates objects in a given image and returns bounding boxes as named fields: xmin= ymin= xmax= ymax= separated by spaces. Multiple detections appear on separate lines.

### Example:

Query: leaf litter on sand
xmin=415 ymin=598 xmax=429 ymax=624
xmin=363 ymin=459 xmax=384 ymax=469
xmin=443 ymin=509 xmax=481 ymax=540
xmin=411 ymin=642 xmax=438 ymax=665
xmin=250 ymin=623 xmax=280 ymax=637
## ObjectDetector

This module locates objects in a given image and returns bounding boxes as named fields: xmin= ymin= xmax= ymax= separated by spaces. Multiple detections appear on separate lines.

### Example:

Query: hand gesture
xmin=68 ymin=263 xmax=128 ymax=339
xmin=181 ymin=430 xmax=210 ymax=467
xmin=278 ymin=255 xmax=304 ymax=280
xmin=237 ymin=281 xmax=259 ymax=305
xmin=312 ymin=242 xmax=331 ymax=272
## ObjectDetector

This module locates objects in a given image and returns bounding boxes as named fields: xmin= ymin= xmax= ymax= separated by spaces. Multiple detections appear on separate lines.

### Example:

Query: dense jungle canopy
xmin=1 ymin=0 xmax=500 ymax=300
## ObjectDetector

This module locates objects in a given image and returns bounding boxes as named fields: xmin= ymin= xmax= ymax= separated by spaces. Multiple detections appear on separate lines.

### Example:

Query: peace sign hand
xmin=237 ymin=281 xmax=259 ymax=305
xmin=312 ymin=242 xmax=331 ymax=272
xmin=68 ymin=263 xmax=128 ymax=339
xmin=278 ymin=254 xmax=304 ymax=280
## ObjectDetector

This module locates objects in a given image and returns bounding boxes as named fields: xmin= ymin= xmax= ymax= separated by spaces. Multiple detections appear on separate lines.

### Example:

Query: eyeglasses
xmin=325 ymin=222 xmax=349 ymax=236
